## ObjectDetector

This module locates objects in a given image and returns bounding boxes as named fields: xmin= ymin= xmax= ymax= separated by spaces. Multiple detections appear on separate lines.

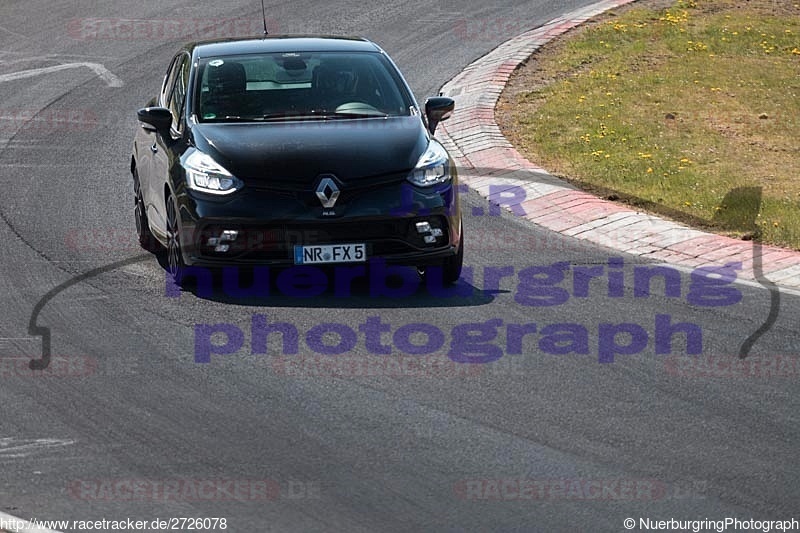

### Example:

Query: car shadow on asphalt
xmin=154 ymin=255 xmax=498 ymax=309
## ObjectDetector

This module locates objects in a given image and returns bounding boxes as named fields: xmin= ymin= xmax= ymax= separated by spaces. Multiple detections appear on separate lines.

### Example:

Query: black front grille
xmin=246 ymin=173 xmax=409 ymax=208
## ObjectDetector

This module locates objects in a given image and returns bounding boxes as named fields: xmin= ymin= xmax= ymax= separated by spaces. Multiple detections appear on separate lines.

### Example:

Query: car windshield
xmin=194 ymin=51 xmax=413 ymax=122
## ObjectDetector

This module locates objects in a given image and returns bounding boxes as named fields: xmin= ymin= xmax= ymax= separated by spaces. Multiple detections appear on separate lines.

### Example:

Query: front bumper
xmin=175 ymin=181 xmax=461 ymax=267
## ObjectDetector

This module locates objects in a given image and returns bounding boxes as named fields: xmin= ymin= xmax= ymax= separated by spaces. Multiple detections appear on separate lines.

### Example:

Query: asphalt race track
xmin=1 ymin=1 xmax=799 ymax=531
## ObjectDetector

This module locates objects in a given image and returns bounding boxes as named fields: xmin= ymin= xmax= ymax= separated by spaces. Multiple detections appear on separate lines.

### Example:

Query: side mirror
xmin=424 ymin=97 xmax=455 ymax=135
xmin=137 ymin=107 xmax=173 ymax=136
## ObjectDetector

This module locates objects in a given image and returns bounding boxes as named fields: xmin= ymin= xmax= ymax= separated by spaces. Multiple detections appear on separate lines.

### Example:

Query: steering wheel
xmin=334 ymin=102 xmax=384 ymax=115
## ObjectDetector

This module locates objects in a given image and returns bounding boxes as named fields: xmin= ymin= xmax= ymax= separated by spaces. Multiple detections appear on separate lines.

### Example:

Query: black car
xmin=131 ymin=36 xmax=463 ymax=285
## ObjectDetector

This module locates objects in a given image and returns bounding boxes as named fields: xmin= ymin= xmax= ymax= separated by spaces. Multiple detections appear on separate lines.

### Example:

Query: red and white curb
xmin=436 ymin=0 xmax=800 ymax=291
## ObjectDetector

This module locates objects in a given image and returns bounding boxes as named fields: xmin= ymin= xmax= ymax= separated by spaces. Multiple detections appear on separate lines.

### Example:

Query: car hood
xmin=191 ymin=116 xmax=429 ymax=187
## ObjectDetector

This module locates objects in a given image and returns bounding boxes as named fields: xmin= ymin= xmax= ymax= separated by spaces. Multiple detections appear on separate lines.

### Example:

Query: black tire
xmin=441 ymin=228 xmax=464 ymax=285
xmin=133 ymin=168 xmax=160 ymax=252
xmin=165 ymin=194 xmax=187 ymax=285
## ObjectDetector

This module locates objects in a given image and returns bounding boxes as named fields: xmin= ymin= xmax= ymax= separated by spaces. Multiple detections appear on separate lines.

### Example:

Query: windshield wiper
xmin=322 ymin=112 xmax=389 ymax=119
xmin=205 ymin=111 xmax=391 ymax=123
xmin=202 ymin=115 xmax=280 ymax=123
xmin=254 ymin=112 xmax=320 ymax=121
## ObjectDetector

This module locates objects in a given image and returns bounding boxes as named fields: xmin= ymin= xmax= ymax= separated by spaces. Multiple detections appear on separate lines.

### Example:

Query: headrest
xmin=312 ymin=64 xmax=357 ymax=95
xmin=207 ymin=61 xmax=247 ymax=95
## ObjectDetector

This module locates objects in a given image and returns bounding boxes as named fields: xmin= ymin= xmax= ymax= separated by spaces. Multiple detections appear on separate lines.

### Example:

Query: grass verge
xmin=497 ymin=0 xmax=800 ymax=250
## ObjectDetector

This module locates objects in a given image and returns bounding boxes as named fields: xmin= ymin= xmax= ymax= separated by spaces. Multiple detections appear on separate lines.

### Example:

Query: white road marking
xmin=0 ymin=164 xmax=93 ymax=168
xmin=0 ymin=53 xmax=120 ymax=64
xmin=0 ymin=115 xmax=89 ymax=127
xmin=0 ymin=62 xmax=123 ymax=87
xmin=0 ymin=25 xmax=27 ymax=40
xmin=0 ymin=438 xmax=75 ymax=459
xmin=0 ymin=511 xmax=62 ymax=533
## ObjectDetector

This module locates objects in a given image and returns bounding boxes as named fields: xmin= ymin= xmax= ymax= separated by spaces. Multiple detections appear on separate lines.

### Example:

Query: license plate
xmin=293 ymin=243 xmax=366 ymax=265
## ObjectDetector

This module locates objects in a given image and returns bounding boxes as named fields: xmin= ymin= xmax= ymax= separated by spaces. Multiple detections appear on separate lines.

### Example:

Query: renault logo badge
xmin=315 ymin=176 xmax=340 ymax=208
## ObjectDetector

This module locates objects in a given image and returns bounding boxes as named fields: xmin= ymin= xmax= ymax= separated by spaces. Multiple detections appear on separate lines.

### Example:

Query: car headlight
xmin=183 ymin=149 xmax=243 ymax=195
xmin=406 ymin=141 xmax=451 ymax=187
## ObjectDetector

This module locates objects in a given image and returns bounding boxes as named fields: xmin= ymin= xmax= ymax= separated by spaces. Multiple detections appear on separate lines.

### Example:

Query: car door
xmin=136 ymin=54 xmax=181 ymax=238
xmin=149 ymin=52 xmax=189 ymax=235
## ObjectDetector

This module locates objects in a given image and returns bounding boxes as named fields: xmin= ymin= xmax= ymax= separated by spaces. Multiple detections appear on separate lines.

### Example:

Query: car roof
xmin=188 ymin=36 xmax=383 ymax=58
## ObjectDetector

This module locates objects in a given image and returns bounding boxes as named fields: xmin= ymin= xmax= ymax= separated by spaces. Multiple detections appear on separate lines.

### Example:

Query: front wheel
xmin=165 ymin=194 xmax=186 ymax=285
xmin=133 ymin=168 xmax=159 ymax=252
xmin=441 ymin=229 xmax=464 ymax=285
xmin=419 ymin=228 xmax=463 ymax=285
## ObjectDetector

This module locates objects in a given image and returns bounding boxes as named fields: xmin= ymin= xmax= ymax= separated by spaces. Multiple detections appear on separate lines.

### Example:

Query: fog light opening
xmin=415 ymin=219 xmax=446 ymax=246
xmin=221 ymin=230 xmax=239 ymax=241
xmin=205 ymin=228 xmax=240 ymax=253
xmin=415 ymin=221 xmax=432 ymax=234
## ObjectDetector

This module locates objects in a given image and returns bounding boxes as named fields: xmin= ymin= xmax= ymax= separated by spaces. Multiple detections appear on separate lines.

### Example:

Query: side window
xmin=160 ymin=55 xmax=182 ymax=107
xmin=166 ymin=54 xmax=190 ymax=133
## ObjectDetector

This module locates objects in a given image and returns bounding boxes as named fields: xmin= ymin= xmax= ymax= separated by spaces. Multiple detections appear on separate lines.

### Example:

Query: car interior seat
xmin=311 ymin=63 xmax=357 ymax=112
xmin=203 ymin=61 xmax=248 ymax=118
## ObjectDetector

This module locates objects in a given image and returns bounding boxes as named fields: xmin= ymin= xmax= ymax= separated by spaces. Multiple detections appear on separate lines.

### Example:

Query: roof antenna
xmin=260 ymin=0 xmax=269 ymax=36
